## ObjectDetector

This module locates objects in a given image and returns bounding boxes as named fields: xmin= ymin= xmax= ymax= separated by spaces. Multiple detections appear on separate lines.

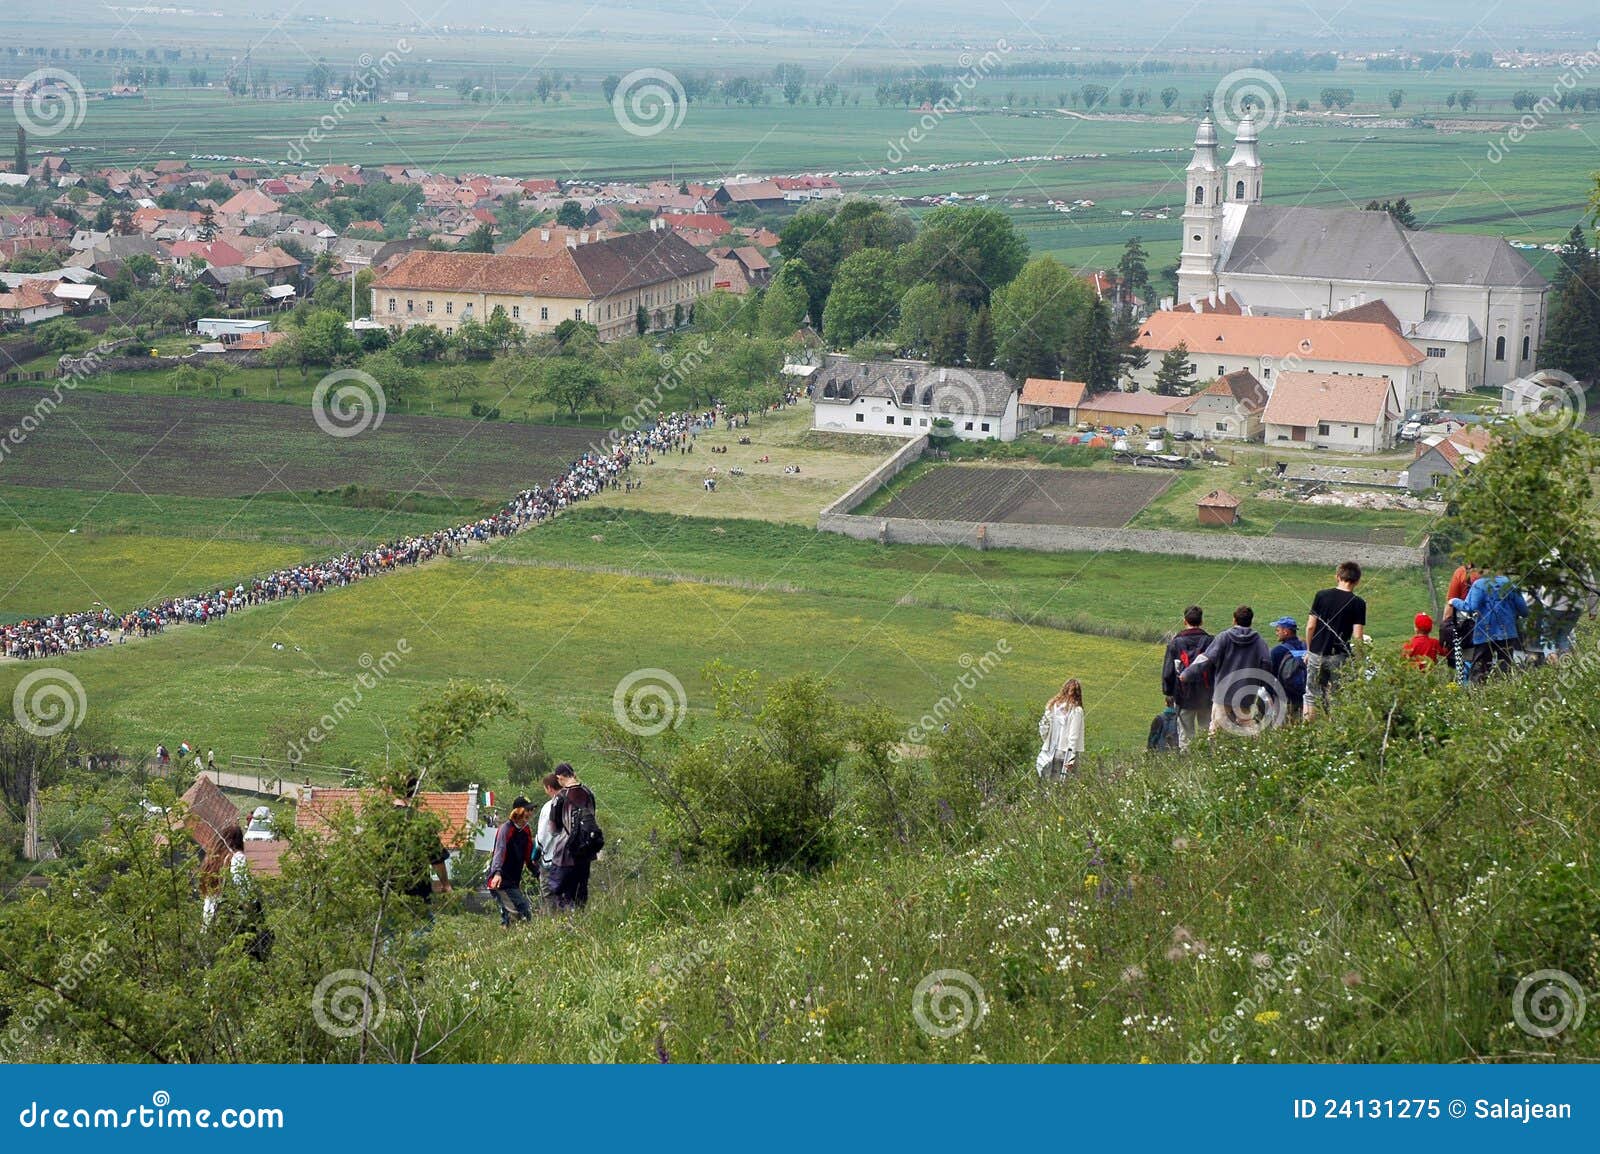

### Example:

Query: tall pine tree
xmin=1152 ymin=342 xmax=1196 ymax=395
xmin=1539 ymin=269 xmax=1600 ymax=383
xmin=966 ymin=305 xmax=995 ymax=369
xmin=931 ymin=304 xmax=969 ymax=367
xmin=1068 ymin=298 xmax=1117 ymax=393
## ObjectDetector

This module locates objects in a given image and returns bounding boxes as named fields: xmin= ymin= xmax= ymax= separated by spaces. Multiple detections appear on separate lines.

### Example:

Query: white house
xmin=1165 ymin=369 xmax=1268 ymax=441
xmin=810 ymin=354 xmax=1021 ymax=442
xmin=1263 ymin=372 xmax=1401 ymax=453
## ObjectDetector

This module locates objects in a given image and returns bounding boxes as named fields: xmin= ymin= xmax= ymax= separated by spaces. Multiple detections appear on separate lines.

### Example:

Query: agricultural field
xmin=872 ymin=463 xmax=1173 ymax=526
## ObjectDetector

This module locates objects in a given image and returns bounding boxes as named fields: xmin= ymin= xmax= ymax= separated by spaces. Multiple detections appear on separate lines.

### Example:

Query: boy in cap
xmin=1267 ymin=616 xmax=1307 ymax=722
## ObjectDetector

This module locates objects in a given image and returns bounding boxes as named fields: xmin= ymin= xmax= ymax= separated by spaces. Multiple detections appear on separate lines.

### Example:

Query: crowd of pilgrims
xmin=2 ymin=409 xmax=722 ymax=661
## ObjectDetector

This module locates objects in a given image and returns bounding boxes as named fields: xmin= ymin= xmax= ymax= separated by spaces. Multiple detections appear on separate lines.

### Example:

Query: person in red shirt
xmin=1402 ymin=613 xmax=1447 ymax=668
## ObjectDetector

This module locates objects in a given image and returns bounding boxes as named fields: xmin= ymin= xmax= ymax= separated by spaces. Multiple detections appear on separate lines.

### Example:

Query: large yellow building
xmin=370 ymin=229 xmax=717 ymax=342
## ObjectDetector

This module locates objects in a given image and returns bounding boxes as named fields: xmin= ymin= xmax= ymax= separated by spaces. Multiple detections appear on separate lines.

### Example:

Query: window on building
xmin=1263 ymin=367 xmax=1271 ymax=378
xmin=1318 ymin=423 xmax=1330 ymax=437
xmin=574 ymin=308 xmax=583 ymax=321
xmin=981 ymin=422 xmax=990 ymax=432
xmin=387 ymin=298 xmax=396 ymax=313
xmin=1495 ymin=336 xmax=1506 ymax=361
xmin=1217 ymin=365 xmax=1225 ymax=375
xmin=885 ymin=415 xmax=895 ymax=425
xmin=1522 ymin=335 xmax=1530 ymax=361
xmin=426 ymin=300 xmax=433 ymax=313
xmin=446 ymin=302 xmax=453 ymax=315
xmin=1215 ymin=422 xmax=1227 ymax=432
xmin=1194 ymin=186 xmax=1205 ymax=205
xmin=1426 ymin=347 xmax=1446 ymax=358
xmin=903 ymin=417 xmax=912 ymax=426
xmin=540 ymin=307 xmax=549 ymax=321
xmin=1235 ymin=180 xmax=1245 ymax=200
xmin=919 ymin=418 xmax=928 ymax=426
xmin=512 ymin=306 xmax=520 ymax=319
xmin=405 ymin=299 xmax=414 ymax=313
xmin=964 ymin=421 xmax=974 ymax=431
xmin=855 ymin=413 xmax=864 ymax=423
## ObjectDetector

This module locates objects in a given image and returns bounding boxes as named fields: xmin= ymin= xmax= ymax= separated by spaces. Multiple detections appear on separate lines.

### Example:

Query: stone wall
xmin=818 ymin=510 xmax=1426 ymax=570
xmin=821 ymin=433 xmax=929 ymax=517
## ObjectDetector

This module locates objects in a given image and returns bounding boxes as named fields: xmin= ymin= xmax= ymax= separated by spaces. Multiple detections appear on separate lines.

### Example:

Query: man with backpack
xmin=1449 ymin=571 xmax=1529 ymax=682
xmin=543 ymin=763 xmax=603 ymax=910
xmin=1179 ymin=605 xmax=1273 ymax=736
xmin=1267 ymin=616 xmax=1307 ymax=723
xmin=1160 ymin=606 xmax=1213 ymax=751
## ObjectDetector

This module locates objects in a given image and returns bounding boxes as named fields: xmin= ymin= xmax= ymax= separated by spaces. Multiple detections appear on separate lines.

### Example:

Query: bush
xmin=505 ymin=722 xmax=554 ymax=790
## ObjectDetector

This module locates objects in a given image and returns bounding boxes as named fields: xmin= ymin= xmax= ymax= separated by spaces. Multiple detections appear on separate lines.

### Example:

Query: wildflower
xmin=1341 ymin=970 xmax=1362 ymax=988
xmin=1253 ymin=1010 xmax=1281 ymax=1025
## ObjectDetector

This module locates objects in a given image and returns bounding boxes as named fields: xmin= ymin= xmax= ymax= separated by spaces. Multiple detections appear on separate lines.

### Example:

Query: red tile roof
xmin=1262 ymin=371 xmax=1400 ymax=428
xmin=179 ymin=774 xmax=240 ymax=857
xmin=1021 ymin=378 xmax=1088 ymax=408
xmin=1137 ymin=310 xmax=1425 ymax=367
xmin=294 ymin=788 xmax=476 ymax=849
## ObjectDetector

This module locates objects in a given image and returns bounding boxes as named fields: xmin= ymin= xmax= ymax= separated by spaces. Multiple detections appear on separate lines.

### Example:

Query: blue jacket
xmin=1268 ymin=637 xmax=1308 ymax=697
xmin=1450 ymin=576 xmax=1529 ymax=644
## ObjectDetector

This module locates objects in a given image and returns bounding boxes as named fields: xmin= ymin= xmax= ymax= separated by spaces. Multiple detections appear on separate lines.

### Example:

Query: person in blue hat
xmin=1268 ymin=616 xmax=1307 ymax=723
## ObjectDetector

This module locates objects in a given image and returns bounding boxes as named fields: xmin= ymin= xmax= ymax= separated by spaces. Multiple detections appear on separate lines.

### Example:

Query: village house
xmin=1131 ymin=308 xmax=1430 ymax=409
xmin=1403 ymin=430 xmax=1488 ymax=493
xmin=1262 ymin=371 xmax=1402 ymax=452
xmin=810 ymin=354 xmax=1022 ymax=441
xmin=1075 ymin=390 xmax=1190 ymax=430
xmin=1164 ymin=368 xmax=1268 ymax=441
xmin=371 ymin=229 xmax=716 ymax=342
xmin=709 ymin=246 xmax=771 ymax=294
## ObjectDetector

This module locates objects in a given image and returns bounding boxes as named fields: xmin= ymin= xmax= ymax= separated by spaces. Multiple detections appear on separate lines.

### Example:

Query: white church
xmin=1172 ymin=113 xmax=1548 ymax=393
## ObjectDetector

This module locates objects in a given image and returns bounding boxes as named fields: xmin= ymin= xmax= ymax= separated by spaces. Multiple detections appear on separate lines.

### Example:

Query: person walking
xmin=1267 ymin=616 xmax=1308 ymax=722
xmin=1180 ymin=605 xmax=1273 ymax=735
xmin=543 ymin=764 xmax=601 ymax=910
xmin=1160 ymin=606 xmax=1213 ymax=750
xmin=1402 ymin=613 xmax=1446 ymax=668
xmin=1036 ymin=680 xmax=1085 ymax=780
xmin=1449 ymin=572 xmax=1529 ymax=681
xmin=486 ymin=803 xmax=536 ymax=927
xmin=1303 ymin=562 xmax=1367 ymax=720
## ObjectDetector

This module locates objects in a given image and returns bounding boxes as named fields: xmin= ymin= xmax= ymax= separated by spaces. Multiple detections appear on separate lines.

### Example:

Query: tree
xmin=1554 ymin=223 xmax=1596 ymax=288
xmin=1066 ymin=298 xmax=1117 ymax=393
xmin=1538 ymin=270 xmax=1600 ymax=382
xmin=1160 ymin=86 xmax=1179 ymax=110
xmin=538 ymin=356 xmax=603 ymax=417
xmin=260 ymin=331 xmax=297 ymax=389
xmin=360 ymin=350 xmax=422 ymax=409
xmin=402 ymin=680 xmax=520 ymax=793
xmin=439 ymin=365 xmax=478 ymax=403
xmin=636 ymin=303 xmax=649 ymax=335
xmin=555 ymin=200 xmax=586 ymax=229
xmin=1364 ymin=198 xmax=1417 ymax=230
xmin=1457 ymin=88 xmax=1477 ymax=110
xmin=295 ymin=309 xmax=355 ymax=375
xmin=461 ymin=223 xmax=494 ymax=253
xmin=1445 ymin=91 xmax=1457 ymax=110
xmin=1152 ymin=341 xmax=1196 ymax=395
xmin=893 ymin=281 xmax=943 ymax=357
xmin=1388 ymin=88 xmax=1405 ymax=109
xmin=1117 ymin=236 xmax=1150 ymax=308
xmin=930 ymin=303 xmax=969 ymax=367
xmin=966 ymin=305 xmax=995 ymax=370
xmin=601 ymin=74 xmax=622 ymax=103
xmin=197 ymin=205 xmax=216 ymax=240
xmin=822 ymin=248 xmax=900 ymax=347
xmin=451 ymin=316 xmax=496 ymax=361
xmin=505 ymin=722 xmax=554 ymax=789
xmin=1443 ymin=428 xmax=1600 ymax=611
xmin=895 ymin=205 xmax=1028 ymax=308
xmin=991 ymin=256 xmax=1092 ymax=380
xmin=759 ymin=273 xmax=809 ymax=338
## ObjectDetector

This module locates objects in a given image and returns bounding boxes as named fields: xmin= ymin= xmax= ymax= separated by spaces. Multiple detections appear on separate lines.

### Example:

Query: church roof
xmin=1136 ymin=310 xmax=1426 ymax=367
xmin=1221 ymin=205 xmax=1430 ymax=285
xmin=1221 ymin=204 xmax=1546 ymax=291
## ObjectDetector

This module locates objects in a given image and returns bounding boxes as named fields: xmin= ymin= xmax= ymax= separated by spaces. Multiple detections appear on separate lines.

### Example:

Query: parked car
xmin=1398 ymin=421 xmax=1422 ymax=442
xmin=245 ymin=805 xmax=275 ymax=841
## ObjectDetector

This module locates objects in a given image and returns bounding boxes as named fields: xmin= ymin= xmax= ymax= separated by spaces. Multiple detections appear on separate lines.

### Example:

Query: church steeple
xmin=1226 ymin=111 xmax=1263 ymax=204
xmin=1177 ymin=114 xmax=1224 ymax=302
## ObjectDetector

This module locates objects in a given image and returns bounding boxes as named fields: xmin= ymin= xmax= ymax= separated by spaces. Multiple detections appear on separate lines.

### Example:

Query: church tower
xmin=1176 ymin=114 xmax=1223 ymax=303
xmin=1226 ymin=111 xmax=1263 ymax=204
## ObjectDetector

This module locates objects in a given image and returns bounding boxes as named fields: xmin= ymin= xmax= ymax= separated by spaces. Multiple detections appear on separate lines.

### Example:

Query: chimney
xmin=579 ymin=231 xmax=589 ymax=243
xmin=540 ymin=229 xmax=549 ymax=242
xmin=1208 ymin=290 xmax=1218 ymax=307
xmin=466 ymin=783 xmax=480 ymax=828
xmin=1188 ymin=296 xmax=1199 ymax=312
xmin=939 ymin=368 xmax=948 ymax=382
xmin=566 ymin=236 xmax=577 ymax=249
xmin=1304 ymin=308 xmax=1313 ymax=320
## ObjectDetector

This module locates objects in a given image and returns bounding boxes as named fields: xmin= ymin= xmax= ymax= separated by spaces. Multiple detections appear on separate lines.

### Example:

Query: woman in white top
xmin=1036 ymin=679 xmax=1085 ymax=781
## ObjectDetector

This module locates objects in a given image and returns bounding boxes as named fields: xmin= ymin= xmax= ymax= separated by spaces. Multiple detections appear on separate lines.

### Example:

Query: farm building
xmin=1501 ymin=369 xmax=1578 ymax=420
xmin=1019 ymin=378 xmax=1088 ymax=428
xmin=1130 ymin=308 xmax=1429 ymax=409
xmin=810 ymin=354 xmax=1021 ymax=442
xmin=196 ymin=318 xmax=272 ymax=339
xmin=1165 ymin=369 xmax=1267 ymax=441
xmin=1075 ymin=390 xmax=1188 ymax=430
xmin=1263 ymin=372 xmax=1401 ymax=453
xmin=1174 ymin=112 xmax=1547 ymax=391
xmin=1403 ymin=429 xmax=1490 ymax=493
xmin=1196 ymin=489 xmax=1241 ymax=526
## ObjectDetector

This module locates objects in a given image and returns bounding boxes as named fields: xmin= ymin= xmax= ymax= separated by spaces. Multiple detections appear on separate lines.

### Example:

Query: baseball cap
xmin=1270 ymin=616 xmax=1297 ymax=629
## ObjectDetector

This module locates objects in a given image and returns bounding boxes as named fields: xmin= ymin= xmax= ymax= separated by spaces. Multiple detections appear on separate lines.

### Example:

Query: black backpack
xmin=560 ymin=788 xmax=605 ymax=861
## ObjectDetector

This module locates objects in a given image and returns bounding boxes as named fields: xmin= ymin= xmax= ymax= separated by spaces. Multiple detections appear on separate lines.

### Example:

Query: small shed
xmin=1196 ymin=488 xmax=1241 ymax=527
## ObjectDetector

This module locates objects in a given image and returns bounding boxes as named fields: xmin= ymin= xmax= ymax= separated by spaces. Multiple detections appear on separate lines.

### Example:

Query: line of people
xmin=1 ymin=408 xmax=724 ymax=661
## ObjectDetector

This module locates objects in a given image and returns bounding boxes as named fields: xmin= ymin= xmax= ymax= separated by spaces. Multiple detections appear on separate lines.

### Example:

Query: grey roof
xmin=1406 ymin=229 xmax=1545 ymax=288
xmin=1223 ymin=204 xmax=1547 ymax=291
xmin=1410 ymin=311 xmax=1481 ymax=343
xmin=568 ymin=230 xmax=716 ymax=297
xmin=1222 ymin=205 xmax=1429 ymax=285
xmin=814 ymin=354 xmax=1017 ymax=418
